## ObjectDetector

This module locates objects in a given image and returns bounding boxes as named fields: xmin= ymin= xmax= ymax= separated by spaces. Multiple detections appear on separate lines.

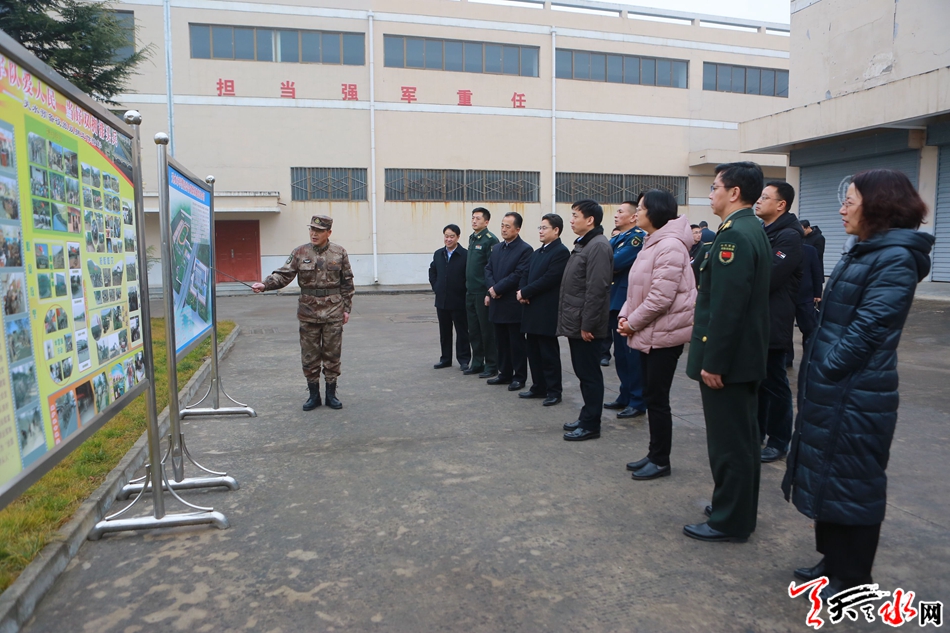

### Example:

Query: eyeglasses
xmin=537 ymin=225 xmax=552 ymax=230
xmin=710 ymin=184 xmax=725 ymax=192
xmin=758 ymin=195 xmax=776 ymax=202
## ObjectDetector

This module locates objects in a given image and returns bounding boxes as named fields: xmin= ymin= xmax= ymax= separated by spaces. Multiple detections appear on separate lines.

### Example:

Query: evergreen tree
xmin=0 ymin=0 xmax=152 ymax=104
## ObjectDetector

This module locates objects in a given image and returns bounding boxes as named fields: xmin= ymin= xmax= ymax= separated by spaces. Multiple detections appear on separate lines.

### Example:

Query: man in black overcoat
xmin=517 ymin=213 xmax=570 ymax=406
xmin=428 ymin=224 xmax=471 ymax=369
xmin=485 ymin=212 xmax=533 ymax=391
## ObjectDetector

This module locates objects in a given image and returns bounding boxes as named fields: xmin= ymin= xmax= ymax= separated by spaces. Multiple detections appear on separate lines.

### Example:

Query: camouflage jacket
xmin=264 ymin=242 xmax=354 ymax=323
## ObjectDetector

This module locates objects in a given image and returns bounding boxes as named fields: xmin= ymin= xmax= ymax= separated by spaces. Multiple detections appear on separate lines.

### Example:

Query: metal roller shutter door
xmin=799 ymin=151 xmax=920 ymax=275
xmin=934 ymin=146 xmax=950 ymax=281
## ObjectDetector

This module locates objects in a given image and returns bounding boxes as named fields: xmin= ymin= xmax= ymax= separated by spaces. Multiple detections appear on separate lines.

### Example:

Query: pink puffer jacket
xmin=618 ymin=215 xmax=697 ymax=353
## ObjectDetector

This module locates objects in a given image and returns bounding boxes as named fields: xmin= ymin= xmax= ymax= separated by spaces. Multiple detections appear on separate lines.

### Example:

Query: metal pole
xmin=205 ymin=176 xmax=221 ymax=409
xmin=163 ymin=0 xmax=176 ymax=155
xmin=155 ymin=133 xmax=185 ymax=482
xmin=126 ymin=111 xmax=164 ymax=519
xmin=369 ymin=12 xmax=379 ymax=284
xmin=551 ymin=29 xmax=557 ymax=216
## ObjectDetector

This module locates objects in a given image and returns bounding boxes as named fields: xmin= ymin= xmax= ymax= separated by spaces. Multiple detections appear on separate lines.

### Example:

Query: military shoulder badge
xmin=631 ymin=236 xmax=642 ymax=247
xmin=721 ymin=220 xmax=733 ymax=231
xmin=718 ymin=243 xmax=736 ymax=265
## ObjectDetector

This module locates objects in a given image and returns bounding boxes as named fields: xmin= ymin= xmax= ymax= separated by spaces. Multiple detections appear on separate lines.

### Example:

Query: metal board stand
xmin=89 ymin=115 xmax=230 ymax=539
xmin=181 ymin=175 xmax=257 ymax=420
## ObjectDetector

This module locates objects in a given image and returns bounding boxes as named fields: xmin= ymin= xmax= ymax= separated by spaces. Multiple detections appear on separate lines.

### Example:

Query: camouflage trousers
xmin=299 ymin=320 xmax=343 ymax=383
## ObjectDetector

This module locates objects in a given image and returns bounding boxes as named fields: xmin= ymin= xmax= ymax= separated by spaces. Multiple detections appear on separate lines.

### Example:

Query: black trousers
xmin=609 ymin=311 xmax=645 ymax=409
xmin=815 ymin=521 xmax=881 ymax=586
xmin=568 ymin=337 xmax=605 ymax=431
xmin=466 ymin=292 xmax=496 ymax=372
xmin=639 ymin=345 xmax=684 ymax=467
xmin=787 ymin=301 xmax=818 ymax=364
xmin=525 ymin=334 xmax=561 ymax=398
xmin=758 ymin=348 xmax=793 ymax=451
xmin=494 ymin=322 xmax=527 ymax=382
xmin=436 ymin=307 xmax=470 ymax=366
xmin=700 ymin=381 xmax=761 ymax=537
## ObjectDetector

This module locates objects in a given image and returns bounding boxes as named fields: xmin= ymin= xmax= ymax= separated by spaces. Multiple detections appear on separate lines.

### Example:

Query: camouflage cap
xmin=307 ymin=215 xmax=333 ymax=230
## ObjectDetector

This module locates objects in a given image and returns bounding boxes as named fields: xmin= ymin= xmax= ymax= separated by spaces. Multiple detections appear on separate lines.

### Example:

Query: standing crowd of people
xmin=427 ymin=161 xmax=935 ymax=597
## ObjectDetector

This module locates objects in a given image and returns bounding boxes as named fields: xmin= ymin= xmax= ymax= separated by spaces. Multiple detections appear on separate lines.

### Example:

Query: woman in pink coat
xmin=618 ymin=190 xmax=697 ymax=480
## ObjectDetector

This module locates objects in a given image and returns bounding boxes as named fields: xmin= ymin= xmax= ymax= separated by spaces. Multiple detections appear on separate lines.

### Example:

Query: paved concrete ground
xmin=22 ymin=295 xmax=950 ymax=632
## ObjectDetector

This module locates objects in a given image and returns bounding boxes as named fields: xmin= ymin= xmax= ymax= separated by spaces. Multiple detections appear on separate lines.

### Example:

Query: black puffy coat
xmin=782 ymin=229 xmax=935 ymax=525
xmin=764 ymin=212 xmax=803 ymax=350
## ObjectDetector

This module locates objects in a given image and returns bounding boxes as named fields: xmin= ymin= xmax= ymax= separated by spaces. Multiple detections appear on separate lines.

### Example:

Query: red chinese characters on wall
xmin=511 ymin=92 xmax=526 ymax=108
xmin=400 ymin=86 xmax=417 ymax=103
xmin=341 ymin=84 xmax=359 ymax=101
xmin=457 ymin=90 xmax=473 ymax=106
xmin=216 ymin=79 xmax=235 ymax=97
xmin=280 ymin=81 xmax=296 ymax=98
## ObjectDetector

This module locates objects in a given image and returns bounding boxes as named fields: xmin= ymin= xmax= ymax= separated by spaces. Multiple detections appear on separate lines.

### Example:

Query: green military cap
xmin=307 ymin=215 xmax=333 ymax=230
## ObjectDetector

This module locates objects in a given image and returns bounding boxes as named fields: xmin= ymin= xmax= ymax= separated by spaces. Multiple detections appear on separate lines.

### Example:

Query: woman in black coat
xmin=782 ymin=169 xmax=935 ymax=596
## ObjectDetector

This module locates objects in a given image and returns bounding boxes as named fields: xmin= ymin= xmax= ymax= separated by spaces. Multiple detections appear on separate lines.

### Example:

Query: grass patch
xmin=0 ymin=319 xmax=235 ymax=593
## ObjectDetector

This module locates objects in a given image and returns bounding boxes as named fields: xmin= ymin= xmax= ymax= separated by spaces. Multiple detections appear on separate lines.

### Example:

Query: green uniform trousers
xmin=701 ymin=381 xmax=761 ymax=537
xmin=300 ymin=320 xmax=343 ymax=383
xmin=465 ymin=291 xmax=497 ymax=372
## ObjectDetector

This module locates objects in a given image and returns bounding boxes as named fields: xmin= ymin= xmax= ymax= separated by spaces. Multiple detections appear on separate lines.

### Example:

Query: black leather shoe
xmin=519 ymin=390 xmax=543 ymax=399
xmin=761 ymin=446 xmax=788 ymax=463
xmin=486 ymin=376 xmax=511 ymax=385
xmin=507 ymin=381 xmax=524 ymax=391
xmin=603 ymin=400 xmax=626 ymax=410
xmin=563 ymin=419 xmax=581 ymax=432
xmin=324 ymin=382 xmax=343 ymax=410
xmin=626 ymin=456 xmax=650 ymax=471
xmin=478 ymin=369 xmax=498 ymax=379
xmin=463 ymin=366 xmax=483 ymax=375
xmin=459 ymin=363 xmax=469 ymax=372
xmin=704 ymin=505 xmax=713 ymax=518
xmin=433 ymin=360 xmax=452 ymax=369
xmin=794 ymin=558 xmax=826 ymax=582
xmin=600 ymin=358 xmax=610 ymax=367
xmin=683 ymin=522 xmax=748 ymax=543
xmin=617 ymin=406 xmax=646 ymax=419
xmin=302 ymin=382 xmax=322 ymax=411
xmin=542 ymin=396 xmax=561 ymax=406
xmin=631 ymin=461 xmax=670 ymax=480
xmin=564 ymin=427 xmax=600 ymax=441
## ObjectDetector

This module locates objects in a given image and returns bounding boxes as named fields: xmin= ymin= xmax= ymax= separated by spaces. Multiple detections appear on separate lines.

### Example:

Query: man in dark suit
xmin=485 ymin=212 xmax=533 ymax=391
xmin=517 ymin=213 xmax=570 ymax=406
xmin=800 ymin=220 xmax=826 ymax=269
xmin=699 ymin=220 xmax=717 ymax=244
xmin=429 ymin=224 xmax=471 ymax=370
xmin=685 ymin=161 xmax=771 ymax=543
xmin=787 ymin=242 xmax=823 ymax=367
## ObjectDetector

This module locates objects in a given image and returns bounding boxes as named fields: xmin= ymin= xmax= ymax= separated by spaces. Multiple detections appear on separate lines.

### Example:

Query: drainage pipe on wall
xmin=551 ymin=29 xmax=557 ymax=215
xmin=163 ymin=0 xmax=175 ymax=155
xmin=369 ymin=12 xmax=379 ymax=284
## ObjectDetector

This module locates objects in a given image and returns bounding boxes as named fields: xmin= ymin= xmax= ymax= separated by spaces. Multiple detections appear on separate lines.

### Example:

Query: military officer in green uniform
xmin=684 ymin=162 xmax=770 ymax=543
xmin=252 ymin=215 xmax=355 ymax=411
xmin=465 ymin=207 xmax=500 ymax=378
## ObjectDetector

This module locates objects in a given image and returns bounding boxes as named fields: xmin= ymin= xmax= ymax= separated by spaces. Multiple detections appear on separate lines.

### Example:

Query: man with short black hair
xmin=465 ymin=208 xmax=499 ymax=377
xmin=518 ymin=213 xmax=570 ymax=406
xmin=800 ymin=220 xmax=826 ymax=268
xmin=754 ymin=180 xmax=804 ymax=463
xmin=485 ymin=212 xmax=533 ymax=391
xmin=429 ymin=224 xmax=470 ymax=370
xmin=699 ymin=220 xmax=716 ymax=244
xmin=684 ymin=162 xmax=770 ymax=542
xmin=559 ymin=200 xmax=613 ymax=441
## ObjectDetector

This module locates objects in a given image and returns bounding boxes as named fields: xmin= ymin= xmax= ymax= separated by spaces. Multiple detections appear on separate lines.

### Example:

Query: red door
xmin=214 ymin=220 xmax=261 ymax=283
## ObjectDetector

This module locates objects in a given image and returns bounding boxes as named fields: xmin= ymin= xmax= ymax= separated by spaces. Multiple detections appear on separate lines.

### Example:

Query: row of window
xmin=190 ymin=25 xmax=365 ymax=65
xmin=555 ymin=49 xmax=689 ymax=89
xmin=291 ymin=168 xmax=687 ymax=205
xmin=383 ymin=35 xmax=540 ymax=77
xmin=703 ymin=62 xmax=789 ymax=97
xmin=187 ymin=23 xmax=788 ymax=98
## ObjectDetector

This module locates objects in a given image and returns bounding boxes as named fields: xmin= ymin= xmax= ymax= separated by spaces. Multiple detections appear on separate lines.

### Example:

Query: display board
xmin=0 ymin=38 xmax=147 ymax=507
xmin=167 ymin=162 xmax=213 ymax=360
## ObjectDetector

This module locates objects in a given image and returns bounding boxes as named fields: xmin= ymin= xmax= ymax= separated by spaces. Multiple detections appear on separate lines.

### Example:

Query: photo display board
xmin=167 ymin=162 xmax=213 ymax=360
xmin=0 ymin=45 xmax=146 ymax=504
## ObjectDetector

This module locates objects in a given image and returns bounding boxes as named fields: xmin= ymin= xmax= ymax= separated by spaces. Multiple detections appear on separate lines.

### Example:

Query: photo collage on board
xmin=1 ymin=119 xmax=46 ymax=468
xmin=26 ymin=117 xmax=143 ymax=447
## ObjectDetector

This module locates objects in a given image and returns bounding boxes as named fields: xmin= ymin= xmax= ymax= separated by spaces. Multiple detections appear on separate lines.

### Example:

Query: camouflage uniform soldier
xmin=252 ymin=215 xmax=354 ymax=411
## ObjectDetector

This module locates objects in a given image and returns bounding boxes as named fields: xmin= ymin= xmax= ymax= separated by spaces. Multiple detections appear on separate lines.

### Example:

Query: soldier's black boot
xmin=325 ymin=382 xmax=343 ymax=410
xmin=302 ymin=382 xmax=322 ymax=411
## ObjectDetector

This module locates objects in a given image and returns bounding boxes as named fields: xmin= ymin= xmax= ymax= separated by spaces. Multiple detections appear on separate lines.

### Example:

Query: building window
xmin=291 ymin=168 xmax=367 ymax=201
xmin=703 ymin=63 xmax=788 ymax=97
xmin=384 ymin=35 xmax=539 ymax=77
xmin=556 ymin=49 xmax=687 ymax=88
xmin=555 ymin=173 xmax=688 ymax=206
xmin=111 ymin=11 xmax=136 ymax=62
xmin=191 ymin=25 xmax=365 ymax=65
xmin=385 ymin=170 xmax=540 ymax=202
